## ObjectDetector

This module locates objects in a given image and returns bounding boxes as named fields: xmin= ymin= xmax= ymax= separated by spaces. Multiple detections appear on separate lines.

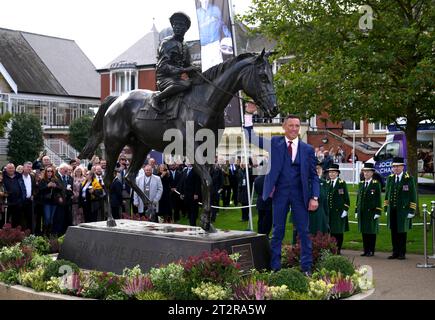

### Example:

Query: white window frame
xmin=344 ymin=120 xmax=362 ymax=133
xmin=372 ymin=121 xmax=387 ymax=132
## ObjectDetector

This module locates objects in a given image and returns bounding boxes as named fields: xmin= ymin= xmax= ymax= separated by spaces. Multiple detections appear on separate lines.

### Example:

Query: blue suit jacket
xmin=244 ymin=126 xmax=320 ymax=206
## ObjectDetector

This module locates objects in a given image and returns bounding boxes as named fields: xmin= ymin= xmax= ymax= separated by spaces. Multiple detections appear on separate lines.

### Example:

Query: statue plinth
xmin=58 ymin=220 xmax=270 ymax=274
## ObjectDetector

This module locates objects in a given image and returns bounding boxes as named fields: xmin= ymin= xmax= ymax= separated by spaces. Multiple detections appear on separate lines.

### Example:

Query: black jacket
xmin=110 ymin=177 xmax=123 ymax=207
xmin=254 ymin=175 xmax=272 ymax=211
xmin=3 ymin=171 xmax=26 ymax=206
xmin=177 ymin=168 xmax=201 ymax=202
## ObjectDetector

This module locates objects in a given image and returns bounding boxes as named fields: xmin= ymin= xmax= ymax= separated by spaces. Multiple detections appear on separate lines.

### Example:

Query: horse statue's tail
xmin=78 ymin=95 xmax=118 ymax=160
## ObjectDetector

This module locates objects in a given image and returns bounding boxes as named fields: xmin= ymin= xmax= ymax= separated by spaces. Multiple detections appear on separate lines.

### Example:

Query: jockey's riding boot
xmin=150 ymin=94 xmax=165 ymax=114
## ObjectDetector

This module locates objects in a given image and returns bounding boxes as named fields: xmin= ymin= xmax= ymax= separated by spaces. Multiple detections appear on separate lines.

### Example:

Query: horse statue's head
xmin=240 ymin=49 xmax=279 ymax=118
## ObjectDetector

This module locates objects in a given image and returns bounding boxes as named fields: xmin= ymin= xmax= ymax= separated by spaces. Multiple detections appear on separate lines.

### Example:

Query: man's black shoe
xmin=397 ymin=255 xmax=406 ymax=260
xmin=367 ymin=252 xmax=374 ymax=257
xmin=388 ymin=255 xmax=398 ymax=259
xmin=360 ymin=252 xmax=367 ymax=257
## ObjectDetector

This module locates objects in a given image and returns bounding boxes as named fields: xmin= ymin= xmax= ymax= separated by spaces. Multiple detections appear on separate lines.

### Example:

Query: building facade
xmin=0 ymin=28 xmax=100 ymax=139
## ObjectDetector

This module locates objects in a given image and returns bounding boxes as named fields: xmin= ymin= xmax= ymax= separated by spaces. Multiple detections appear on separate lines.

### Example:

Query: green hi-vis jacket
xmin=327 ymin=178 xmax=350 ymax=234
xmin=384 ymin=173 xmax=417 ymax=233
xmin=355 ymin=179 xmax=382 ymax=234
xmin=309 ymin=178 xmax=329 ymax=234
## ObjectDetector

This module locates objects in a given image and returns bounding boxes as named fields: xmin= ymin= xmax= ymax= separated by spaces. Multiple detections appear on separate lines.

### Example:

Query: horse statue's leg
xmin=193 ymin=163 xmax=217 ymax=233
xmin=103 ymin=141 xmax=126 ymax=227
xmin=124 ymin=142 xmax=152 ymax=215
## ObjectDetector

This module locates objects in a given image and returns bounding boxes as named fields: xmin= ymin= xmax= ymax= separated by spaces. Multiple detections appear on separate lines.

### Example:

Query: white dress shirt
xmin=22 ymin=174 xmax=32 ymax=199
xmin=285 ymin=136 xmax=299 ymax=162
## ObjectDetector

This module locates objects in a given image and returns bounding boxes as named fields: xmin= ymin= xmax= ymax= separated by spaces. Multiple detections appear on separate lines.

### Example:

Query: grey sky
xmin=0 ymin=0 xmax=252 ymax=69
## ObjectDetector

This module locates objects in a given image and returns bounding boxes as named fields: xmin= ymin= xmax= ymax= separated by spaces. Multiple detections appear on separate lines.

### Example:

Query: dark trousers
xmin=230 ymin=182 xmax=238 ymax=204
xmin=222 ymin=186 xmax=231 ymax=206
xmin=111 ymin=206 xmax=121 ymax=220
xmin=9 ymin=204 xmax=23 ymax=229
xmin=83 ymin=202 xmax=98 ymax=223
xmin=34 ymin=203 xmax=44 ymax=235
xmin=171 ymin=192 xmax=182 ymax=221
xmin=52 ymin=205 xmax=65 ymax=236
xmin=331 ymin=233 xmax=344 ymax=254
xmin=22 ymin=199 xmax=33 ymax=231
xmin=362 ymin=233 xmax=377 ymax=254
xmin=390 ymin=208 xmax=407 ymax=256
xmin=185 ymin=200 xmax=199 ymax=226
xmin=257 ymin=209 xmax=272 ymax=237
xmin=271 ymin=188 xmax=312 ymax=272
xmin=241 ymin=207 xmax=249 ymax=222
xmin=62 ymin=204 xmax=73 ymax=234
xmin=210 ymin=191 xmax=220 ymax=222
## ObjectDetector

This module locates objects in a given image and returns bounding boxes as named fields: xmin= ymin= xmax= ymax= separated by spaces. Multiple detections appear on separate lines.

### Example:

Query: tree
xmin=7 ymin=113 xmax=44 ymax=165
xmin=0 ymin=113 xmax=12 ymax=138
xmin=69 ymin=116 xmax=93 ymax=152
xmin=242 ymin=0 xmax=435 ymax=182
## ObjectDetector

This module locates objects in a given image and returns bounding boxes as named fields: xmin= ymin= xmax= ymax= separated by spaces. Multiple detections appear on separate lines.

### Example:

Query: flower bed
xmin=0 ymin=225 xmax=373 ymax=300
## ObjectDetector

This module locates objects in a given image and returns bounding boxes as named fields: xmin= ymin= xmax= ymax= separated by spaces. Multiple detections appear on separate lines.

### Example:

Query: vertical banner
xmin=195 ymin=0 xmax=241 ymax=127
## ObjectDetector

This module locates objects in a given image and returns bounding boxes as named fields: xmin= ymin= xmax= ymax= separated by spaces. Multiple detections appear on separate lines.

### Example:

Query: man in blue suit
xmin=243 ymin=104 xmax=320 ymax=274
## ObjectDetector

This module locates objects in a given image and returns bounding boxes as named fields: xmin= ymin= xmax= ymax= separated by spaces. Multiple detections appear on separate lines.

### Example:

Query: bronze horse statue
xmin=79 ymin=50 xmax=278 ymax=232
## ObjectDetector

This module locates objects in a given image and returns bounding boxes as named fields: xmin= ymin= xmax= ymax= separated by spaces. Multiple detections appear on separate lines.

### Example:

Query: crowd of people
xmin=0 ymin=145 xmax=417 ymax=262
xmin=0 ymin=152 xmax=272 ymax=238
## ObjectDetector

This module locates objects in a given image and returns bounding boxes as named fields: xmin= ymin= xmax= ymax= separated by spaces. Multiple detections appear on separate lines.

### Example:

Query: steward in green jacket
xmin=309 ymin=162 xmax=329 ymax=235
xmin=355 ymin=162 xmax=382 ymax=257
xmin=384 ymin=157 xmax=417 ymax=260
xmin=326 ymin=164 xmax=350 ymax=254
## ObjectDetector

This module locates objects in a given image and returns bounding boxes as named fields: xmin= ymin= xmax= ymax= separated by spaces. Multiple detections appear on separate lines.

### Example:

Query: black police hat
xmin=169 ymin=12 xmax=191 ymax=30
xmin=392 ymin=157 xmax=405 ymax=166
xmin=361 ymin=162 xmax=376 ymax=171
xmin=325 ymin=163 xmax=340 ymax=173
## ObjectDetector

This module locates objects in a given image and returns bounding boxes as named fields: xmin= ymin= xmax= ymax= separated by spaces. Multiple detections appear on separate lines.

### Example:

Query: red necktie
xmin=288 ymin=141 xmax=293 ymax=160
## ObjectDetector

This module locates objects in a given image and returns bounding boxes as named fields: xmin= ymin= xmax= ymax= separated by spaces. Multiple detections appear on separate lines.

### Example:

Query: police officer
xmin=384 ymin=157 xmax=417 ymax=260
xmin=355 ymin=163 xmax=382 ymax=256
xmin=326 ymin=164 xmax=350 ymax=255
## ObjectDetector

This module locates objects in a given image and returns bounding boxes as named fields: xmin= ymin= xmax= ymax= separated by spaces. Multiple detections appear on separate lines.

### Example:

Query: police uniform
xmin=326 ymin=164 xmax=350 ymax=254
xmin=355 ymin=163 xmax=382 ymax=256
xmin=384 ymin=158 xmax=417 ymax=259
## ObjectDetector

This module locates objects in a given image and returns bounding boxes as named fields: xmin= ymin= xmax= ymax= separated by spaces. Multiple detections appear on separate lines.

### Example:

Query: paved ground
xmin=342 ymin=250 xmax=435 ymax=300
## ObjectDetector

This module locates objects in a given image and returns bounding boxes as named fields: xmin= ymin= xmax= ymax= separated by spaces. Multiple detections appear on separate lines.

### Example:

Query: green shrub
xmin=81 ymin=271 xmax=124 ymax=300
xmin=106 ymin=292 xmax=130 ymax=300
xmin=29 ymin=254 xmax=54 ymax=270
xmin=136 ymin=290 xmax=168 ymax=300
xmin=317 ymin=255 xmax=355 ymax=277
xmin=286 ymin=291 xmax=315 ymax=300
xmin=42 ymin=259 xmax=80 ymax=281
xmin=0 ymin=269 xmax=19 ymax=284
xmin=18 ymin=267 xmax=47 ymax=291
xmin=22 ymin=235 xmax=50 ymax=255
xmin=268 ymin=268 xmax=309 ymax=293
xmin=150 ymin=263 xmax=192 ymax=300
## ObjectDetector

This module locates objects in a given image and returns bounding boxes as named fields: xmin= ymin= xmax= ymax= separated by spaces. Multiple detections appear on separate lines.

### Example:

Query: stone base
xmin=58 ymin=220 xmax=271 ymax=274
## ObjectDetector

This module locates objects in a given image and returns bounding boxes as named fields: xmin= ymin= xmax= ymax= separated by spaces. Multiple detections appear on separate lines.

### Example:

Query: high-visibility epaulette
xmin=410 ymin=202 xmax=417 ymax=210
xmin=384 ymin=200 xmax=389 ymax=205
xmin=344 ymin=204 xmax=350 ymax=208
xmin=405 ymin=173 xmax=410 ymax=178
xmin=373 ymin=180 xmax=378 ymax=184
xmin=389 ymin=173 xmax=395 ymax=177
xmin=376 ymin=207 xmax=383 ymax=212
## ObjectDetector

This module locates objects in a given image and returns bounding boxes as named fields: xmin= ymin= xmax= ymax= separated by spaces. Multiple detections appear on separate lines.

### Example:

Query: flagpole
xmin=229 ymin=0 xmax=253 ymax=231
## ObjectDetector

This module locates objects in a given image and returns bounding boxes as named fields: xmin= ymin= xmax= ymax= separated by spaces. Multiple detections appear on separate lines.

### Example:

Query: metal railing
xmin=44 ymin=139 xmax=80 ymax=161
xmin=331 ymin=162 xmax=363 ymax=184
